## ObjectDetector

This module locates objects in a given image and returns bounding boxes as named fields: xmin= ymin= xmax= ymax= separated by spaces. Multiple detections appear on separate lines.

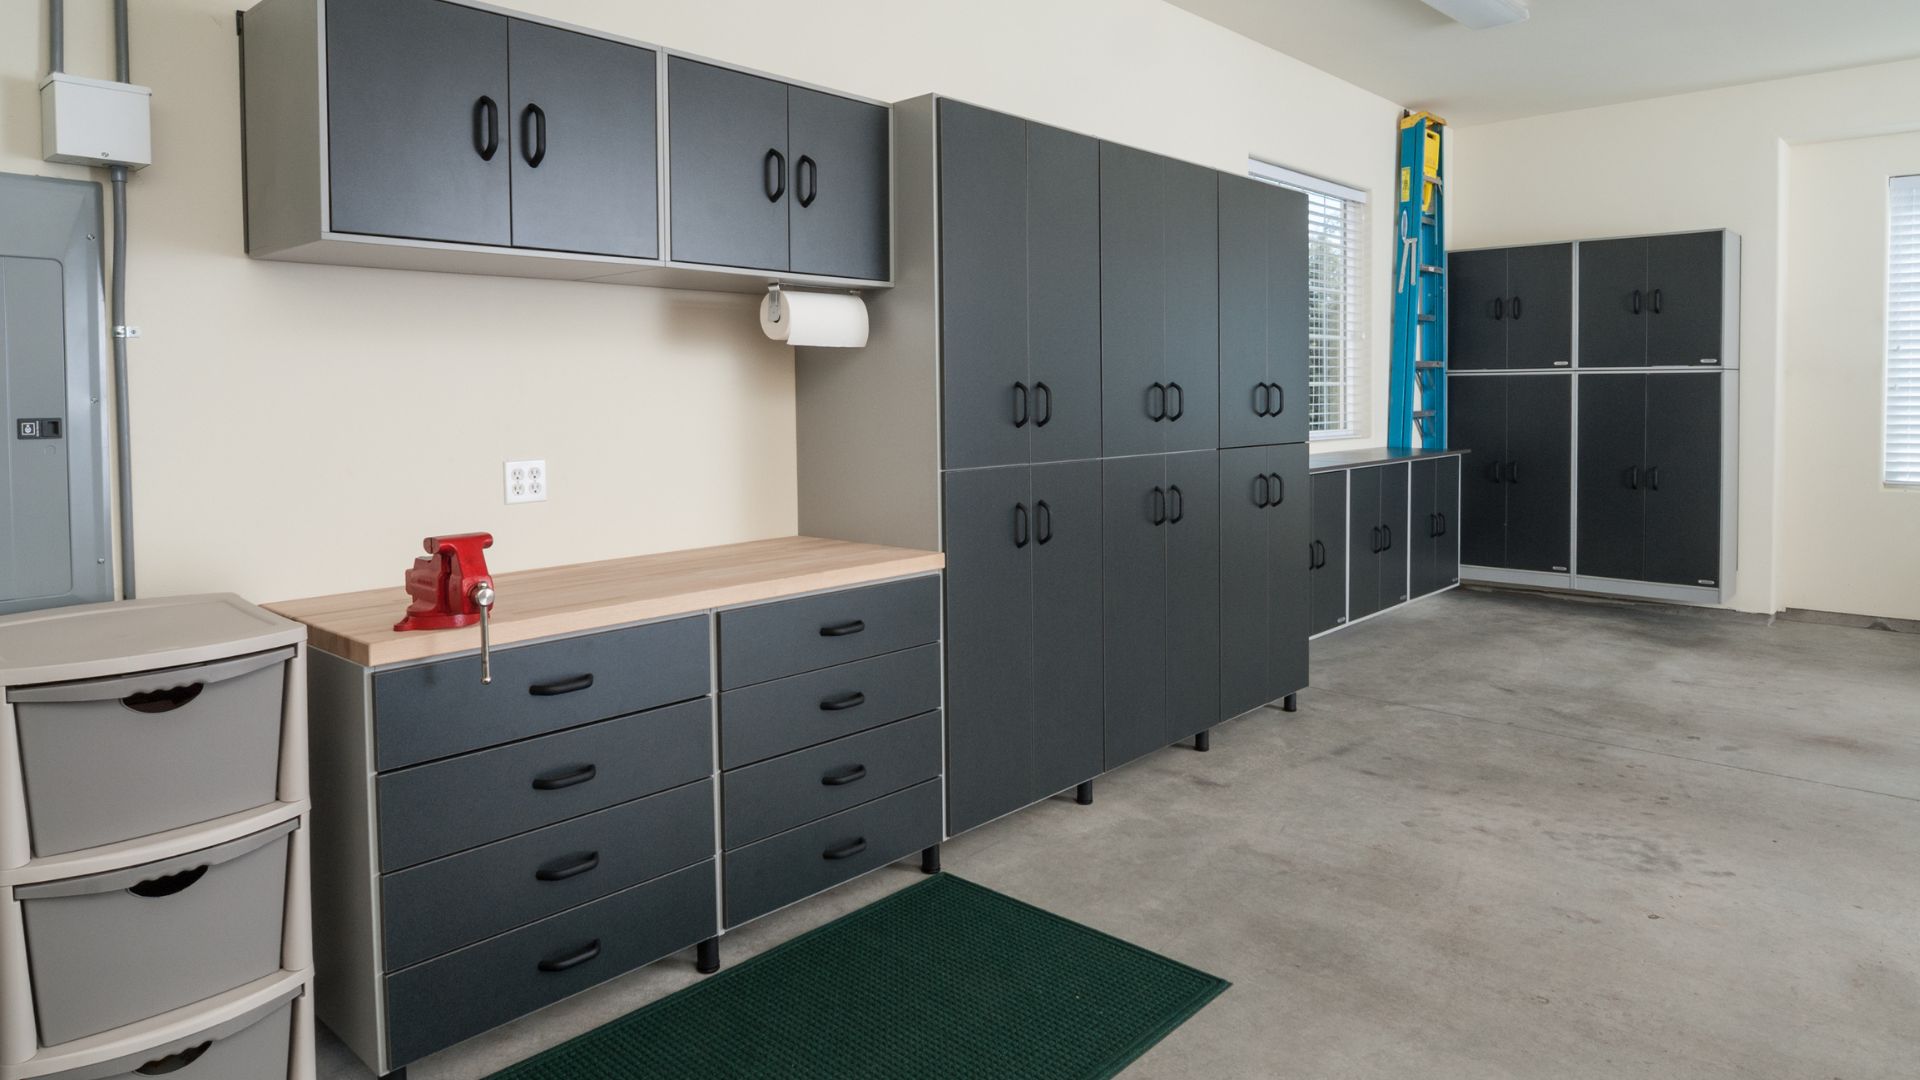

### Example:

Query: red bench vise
xmin=394 ymin=532 xmax=499 ymax=683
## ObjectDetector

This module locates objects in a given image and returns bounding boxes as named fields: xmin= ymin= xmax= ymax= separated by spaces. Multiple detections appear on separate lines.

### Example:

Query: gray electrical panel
xmin=0 ymin=172 xmax=111 ymax=615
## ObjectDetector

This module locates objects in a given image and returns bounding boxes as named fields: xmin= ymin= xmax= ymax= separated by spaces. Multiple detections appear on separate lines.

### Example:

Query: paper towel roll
xmin=759 ymin=289 xmax=869 ymax=348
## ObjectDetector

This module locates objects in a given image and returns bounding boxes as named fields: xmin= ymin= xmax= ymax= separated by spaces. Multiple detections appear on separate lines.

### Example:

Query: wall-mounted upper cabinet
xmin=1446 ymin=244 xmax=1572 ymax=370
xmin=239 ymin=0 xmax=889 ymax=292
xmin=1218 ymin=176 xmax=1310 ymax=448
xmin=1578 ymin=231 xmax=1737 ymax=368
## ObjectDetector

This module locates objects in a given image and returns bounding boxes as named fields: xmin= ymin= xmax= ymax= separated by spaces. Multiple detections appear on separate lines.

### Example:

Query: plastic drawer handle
xmin=819 ymin=691 xmax=866 ymax=712
xmin=819 ymin=620 xmax=865 ymax=638
xmin=536 ymin=852 xmax=601 ymax=882
xmin=532 ymin=764 xmax=597 ymax=791
xmin=821 ymin=764 xmax=868 ymax=787
xmin=121 ymin=683 xmax=205 ymax=714
xmin=134 ymin=1040 xmax=212 ymax=1076
xmin=823 ymin=837 xmax=868 ymax=860
xmin=128 ymin=864 xmax=209 ymax=899
xmin=529 ymin=674 xmax=594 ymax=697
xmin=538 ymin=940 xmax=602 ymax=973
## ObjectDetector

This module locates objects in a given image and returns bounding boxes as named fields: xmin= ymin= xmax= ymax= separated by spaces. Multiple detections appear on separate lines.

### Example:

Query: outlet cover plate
xmin=505 ymin=459 xmax=547 ymax=504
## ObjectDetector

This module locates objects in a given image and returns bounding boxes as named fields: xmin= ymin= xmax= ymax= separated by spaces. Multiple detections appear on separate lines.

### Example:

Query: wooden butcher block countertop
xmin=267 ymin=536 xmax=945 ymax=667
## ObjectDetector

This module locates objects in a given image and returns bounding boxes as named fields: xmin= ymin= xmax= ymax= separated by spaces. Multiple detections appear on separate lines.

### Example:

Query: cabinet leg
xmin=696 ymin=937 xmax=721 ymax=975
xmin=1075 ymin=781 xmax=1094 ymax=806
xmin=1282 ymin=693 xmax=1298 ymax=713
xmin=380 ymin=1070 xmax=407 ymax=1080
xmin=920 ymin=844 xmax=941 ymax=874
xmin=1194 ymin=730 xmax=1211 ymax=753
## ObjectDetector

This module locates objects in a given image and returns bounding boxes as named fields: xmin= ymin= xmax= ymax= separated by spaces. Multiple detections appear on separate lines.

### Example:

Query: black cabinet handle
xmin=1493 ymin=296 xmax=1505 ymax=321
xmin=1271 ymin=383 xmax=1285 ymax=414
xmin=1505 ymin=462 xmax=1520 ymax=484
xmin=1268 ymin=473 xmax=1285 ymax=505
xmin=1168 ymin=485 xmax=1185 ymax=524
xmin=1486 ymin=461 xmax=1504 ymax=484
xmin=1370 ymin=526 xmax=1381 ymax=554
xmin=823 ymin=838 xmax=868 ymax=860
xmin=1511 ymin=296 xmax=1522 ymax=320
xmin=1651 ymin=288 xmax=1663 ymax=315
xmin=1253 ymin=383 xmax=1268 ymax=417
xmin=520 ymin=103 xmax=546 ymax=168
xmin=1254 ymin=474 xmax=1270 ymax=507
xmin=1437 ymin=512 xmax=1448 ymax=537
xmin=764 ymin=148 xmax=787 ymax=202
xmin=1380 ymin=524 xmax=1393 ymax=552
xmin=1151 ymin=486 xmax=1167 ymax=526
xmin=819 ymin=620 xmax=865 ymax=637
xmin=1309 ymin=539 xmax=1325 ymax=570
xmin=1627 ymin=465 xmax=1642 ymax=490
xmin=535 ymin=851 xmax=600 ymax=882
xmin=1147 ymin=382 xmax=1167 ymax=421
xmin=821 ymin=764 xmax=868 ymax=787
xmin=1033 ymin=381 xmax=1052 ymax=427
xmin=121 ymin=683 xmax=204 ymax=713
xmin=1631 ymin=289 xmax=1644 ymax=315
xmin=1012 ymin=381 xmax=1030 ymax=428
xmin=529 ymin=673 xmax=594 ymax=697
xmin=1035 ymin=500 xmax=1053 ymax=544
xmin=473 ymin=96 xmax=499 ymax=161
xmin=796 ymin=154 xmax=818 ymax=207
xmin=1166 ymin=382 xmax=1185 ymax=421
xmin=134 ymin=1041 xmax=211 ymax=1075
xmin=128 ymin=864 xmax=209 ymax=899
xmin=819 ymin=691 xmax=866 ymax=711
xmin=1648 ymin=465 xmax=1661 ymax=491
xmin=1014 ymin=502 xmax=1030 ymax=548
xmin=532 ymin=763 xmax=596 ymax=791
xmin=538 ymin=940 xmax=602 ymax=973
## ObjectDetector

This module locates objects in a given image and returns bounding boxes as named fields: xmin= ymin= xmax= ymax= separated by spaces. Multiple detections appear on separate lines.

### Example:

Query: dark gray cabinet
xmin=1101 ymin=144 xmax=1219 ymax=457
xmin=1449 ymin=374 xmax=1572 ymax=572
xmin=505 ymin=20 xmax=657 ymax=257
xmin=1219 ymin=176 xmax=1309 ymax=448
xmin=1409 ymin=456 xmax=1461 ymax=598
xmin=943 ymin=461 xmax=1102 ymax=833
xmin=1447 ymin=244 xmax=1573 ymax=370
xmin=1576 ymin=372 xmax=1723 ymax=587
xmin=939 ymin=102 xmax=1100 ymax=470
xmin=1309 ymin=471 xmax=1348 ymax=635
xmin=1579 ymin=232 xmax=1727 ymax=367
xmin=1221 ymin=444 xmax=1309 ymax=720
xmin=1346 ymin=463 xmax=1408 ymax=621
xmin=325 ymin=0 xmax=512 ymax=246
xmin=668 ymin=58 xmax=887 ymax=278
xmin=1103 ymin=452 xmax=1220 ymax=769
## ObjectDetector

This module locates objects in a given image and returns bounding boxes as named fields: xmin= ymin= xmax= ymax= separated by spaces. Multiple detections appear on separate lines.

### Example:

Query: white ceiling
xmin=1165 ymin=0 xmax=1920 ymax=124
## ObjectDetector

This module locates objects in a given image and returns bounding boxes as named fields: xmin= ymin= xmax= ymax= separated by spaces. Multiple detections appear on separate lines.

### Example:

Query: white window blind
xmin=1249 ymin=159 xmax=1368 ymax=440
xmin=1889 ymin=174 xmax=1920 ymax=486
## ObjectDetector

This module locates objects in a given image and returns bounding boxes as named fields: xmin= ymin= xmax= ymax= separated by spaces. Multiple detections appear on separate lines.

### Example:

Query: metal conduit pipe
xmin=108 ymin=0 xmax=137 ymax=597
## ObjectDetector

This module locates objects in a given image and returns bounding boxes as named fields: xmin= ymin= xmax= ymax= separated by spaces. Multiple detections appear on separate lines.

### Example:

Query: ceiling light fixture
xmin=1420 ymin=0 xmax=1530 ymax=29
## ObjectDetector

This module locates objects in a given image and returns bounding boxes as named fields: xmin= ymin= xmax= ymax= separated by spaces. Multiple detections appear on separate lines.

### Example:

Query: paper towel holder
xmin=766 ymin=283 xmax=784 ymax=326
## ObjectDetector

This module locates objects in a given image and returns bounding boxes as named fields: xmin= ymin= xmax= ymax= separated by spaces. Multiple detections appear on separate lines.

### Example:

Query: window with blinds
xmin=1889 ymin=174 xmax=1920 ymax=486
xmin=1249 ymin=159 xmax=1368 ymax=439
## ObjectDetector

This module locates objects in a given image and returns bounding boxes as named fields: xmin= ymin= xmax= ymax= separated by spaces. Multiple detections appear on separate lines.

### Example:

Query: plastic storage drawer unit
xmin=9 ymin=646 xmax=294 ymax=857
xmin=17 ymin=821 xmax=295 ymax=1045
xmin=36 ymin=989 xmax=297 ymax=1080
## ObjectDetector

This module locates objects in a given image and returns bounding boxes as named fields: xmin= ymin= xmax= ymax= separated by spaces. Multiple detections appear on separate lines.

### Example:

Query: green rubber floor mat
xmin=486 ymin=873 xmax=1228 ymax=1080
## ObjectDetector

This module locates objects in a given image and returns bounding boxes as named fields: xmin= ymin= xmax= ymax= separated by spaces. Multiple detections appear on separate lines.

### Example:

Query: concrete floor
xmin=322 ymin=587 xmax=1920 ymax=1079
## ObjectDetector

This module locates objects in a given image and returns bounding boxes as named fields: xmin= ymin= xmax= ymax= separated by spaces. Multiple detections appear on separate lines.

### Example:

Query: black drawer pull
xmin=1253 ymin=474 xmax=1270 ymax=507
xmin=1012 ymin=381 xmax=1030 ymax=428
xmin=1631 ymin=289 xmax=1644 ymax=315
xmin=1147 ymin=382 xmax=1167 ymax=422
xmin=520 ymin=103 xmax=546 ymax=168
xmin=135 ymin=1041 xmax=212 ymax=1076
xmin=532 ymin=763 xmax=597 ymax=791
xmin=529 ymin=673 xmax=594 ymax=697
xmin=121 ymin=683 xmax=205 ymax=714
xmin=1035 ymin=500 xmax=1053 ymax=545
xmin=128 ymin=864 xmax=208 ymax=899
xmin=1648 ymin=465 xmax=1661 ymax=491
xmin=535 ymin=851 xmax=600 ymax=882
xmin=1253 ymin=383 xmax=1271 ymax=417
xmin=796 ymin=154 xmax=818 ymax=208
xmin=1014 ymin=502 xmax=1031 ymax=549
xmin=1166 ymin=382 xmax=1185 ymax=421
xmin=1268 ymin=473 xmax=1285 ymax=505
xmin=819 ymin=620 xmax=865 ymax=638
xmin=1436 ymin=512 xmax=1448 ymax=537
xmin=1151 ymin=486 xmax=1167 ymax=526
xmin=1270 ymin=383 xmax=1285 ymax=414
xmin=823 ymin=837 xmax=868 ymax=860
xmin=1511 ymin=295 xmax=1523 ymax=320
xmin=1168 ymin=485 xmax=1184 ymax=524
xmin=1033 ymin=381 xmax=1052 ymax=427
xmin=821 ymin=763 xmax=868 ymax=787
xmin=819 ymin=691 xmax=867 ymax=712
xmin=764 ymin=148 xmax=787 ymax=203
xmin=473 ymin=96 xmax=499 ymax=161
xmin=538 ymin=939 xmax=602 ymax=973
xmin=1380 ymin=524 xmax=1392 ymax=552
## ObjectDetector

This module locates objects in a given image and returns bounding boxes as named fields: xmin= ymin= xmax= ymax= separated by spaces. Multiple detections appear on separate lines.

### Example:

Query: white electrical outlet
xmin=504 ymin=459 xmax=548 ymax=504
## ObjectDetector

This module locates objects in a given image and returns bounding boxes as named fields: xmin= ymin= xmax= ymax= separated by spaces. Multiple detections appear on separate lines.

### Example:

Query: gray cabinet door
xmin=788 ymin=87 xmax=888 ymax=280
xmin=1506 ymin=243 xmax=1573 ymax=368
xmin=1346 ymin=465 xmax=1383 ymax=621
xmin=1642 ymin=373 xmax=1722 ymax=586
xmin=1408 ymin=459 xmax=1439 ymax=597
xmin=506 ymin=21 xmax=656 ymax=258
xmin=1309 ymin=470 xmax=1348 ymax=634
xmin=1434 ymin=455 xmax=1460 ymax=591
xmin=325 ymin=0 xmax=510 ymax=245
xmin=1026 ymin=123 xmax=1103 ymax=464
xmin=1378 ymin=462 xmax=1410 ymax=608
xmin=941 ymin=465 xmax=1034 ymax=835
xmin=1219 ymin=176 xmax=1271 ymax=449
xmin=1503 ymin=375 xmax=1573 ymax=573
xmin=1269 ymin=186 xmax=1310 ymax=446
xmin=1448 ymin=376 xmax=1508 ymax=568
xmin=1030 ymin=460 xmax=1104 ymax=799
xmin=1577 ymin=237 xmax=1648 ymax=368
xmin=1267 ymin=444 xmax=1311 ymax=697
xmin=1220 ymin=446 xmax=1272 ymax=718
xmin=939 ymin=101 xmax=1029 ymax=470
xmin=1100 ymin=143 xmax=1166 ymax=458
xmin=1447 ymin=249 xmax=1508 ymax=371
xmin=1101 ymin=454 xmax=1168 ymax=769
xmin=1165 ymin=451 xmax=1221 ymax=738
xmin=1646 ymin=232 xmax=1725 ymax=367
xmin=1575 ymin=373 xmax=1647 ymax=581
xmin=667 ymin=58 xmax=788 ymax=271
xmin=1163 ymin=163 xmax=1220 ymax=453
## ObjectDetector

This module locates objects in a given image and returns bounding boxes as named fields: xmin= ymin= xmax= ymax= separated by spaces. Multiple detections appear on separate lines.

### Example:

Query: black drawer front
xmin=377 ymin=699 xmax=712 ymax=871
xmin=384 ymin=860 xmax=715 ymax=1067
xmin=723 ymin=779 xmax=941 ymax=928
xmin=717 ymin=577 xmax=939 ymax=690
xmin=723 ymin=712 xmax=941 ymax=849
xmin=373 ymin=616 xmax=710 ymax=770
xmin=381 ymin=779 xmax=714 ymax=970
xmin=719 ymin=643 xmax=941 ymax=768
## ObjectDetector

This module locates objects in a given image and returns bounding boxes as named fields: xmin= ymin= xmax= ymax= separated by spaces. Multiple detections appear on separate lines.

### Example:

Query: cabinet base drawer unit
xmin=719 ymin=643 xmax=941 ymax=768
xmin=1307 ymin=450 xmax=1467 ymax=637
xmin=718 ymin=576 xmax=940 ymax=689
xmin=724 ymin=778 xmax=942 ymax=928
xmin=383 ymin=861 xmax=717 ymax=1067
xmin=722 ymin=712 xmax=942 ymax=849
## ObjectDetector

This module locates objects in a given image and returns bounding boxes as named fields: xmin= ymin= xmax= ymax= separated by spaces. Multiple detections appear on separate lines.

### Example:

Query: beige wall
xmin=1450 ymin=58 xmax=1920 ymax=614
xmin=1 ymin=0 xmax=1400 ymax=604
xmin=1782 ymin=132 xmax=1920 ymax=621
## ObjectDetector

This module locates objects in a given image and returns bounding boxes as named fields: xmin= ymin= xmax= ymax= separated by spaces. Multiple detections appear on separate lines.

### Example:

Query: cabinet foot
xmin=696 ymin=937 xmax=721 ymax=975
xmin=920 ymin=844 xmax=941 ymax=874
xmin=1075 ymin=781 xmax=1094 ymax=806
xmin=1194 ymin=730 xmax=1211 ymax=752
xmin=1282 ymin=693 xmax=1298 ymax=713
xmin=380 ymin=1070 xmax=408 ymax=1080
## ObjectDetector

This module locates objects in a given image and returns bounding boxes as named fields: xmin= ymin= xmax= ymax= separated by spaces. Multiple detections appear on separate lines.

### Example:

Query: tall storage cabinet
xmin=1221 ymin=444 xmax=1310 ymax=719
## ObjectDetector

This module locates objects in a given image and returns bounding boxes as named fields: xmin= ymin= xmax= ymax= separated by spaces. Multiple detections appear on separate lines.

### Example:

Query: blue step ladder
xmin=1388 ymin=111 xmax=1447 ymax=450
